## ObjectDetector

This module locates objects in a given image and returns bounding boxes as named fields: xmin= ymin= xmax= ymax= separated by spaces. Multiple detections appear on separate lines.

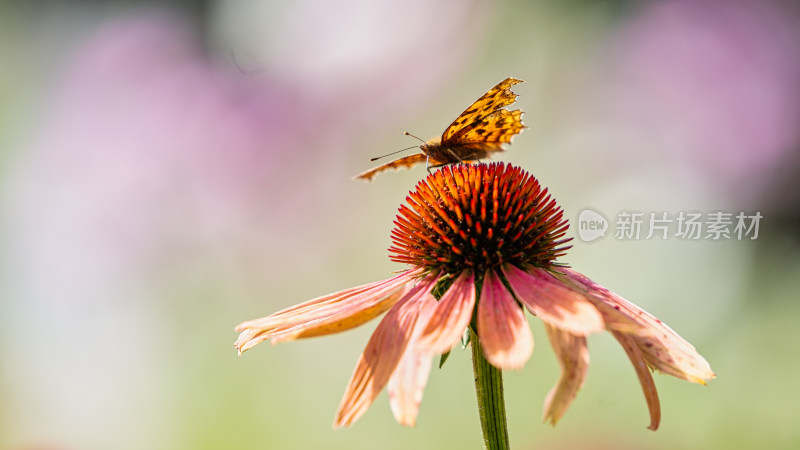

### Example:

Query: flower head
xmin=390 ymin=163 xmax=570 ymax=274
xmin=235 ymin=162 xmax=714 ymax=430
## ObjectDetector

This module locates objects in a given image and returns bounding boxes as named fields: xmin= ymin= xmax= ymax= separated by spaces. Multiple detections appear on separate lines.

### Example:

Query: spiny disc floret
xmin=389 ymin=163 xmax=571 ymax=275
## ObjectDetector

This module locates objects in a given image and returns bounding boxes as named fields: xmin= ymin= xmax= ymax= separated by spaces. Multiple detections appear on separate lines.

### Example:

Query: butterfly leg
xmin=428 ymin=162 xmax=449 ymax=172
xmin=426 ymin=154 xmax=452 ymax=173
xmin=446 ymin=148 xmax=465 ymax=164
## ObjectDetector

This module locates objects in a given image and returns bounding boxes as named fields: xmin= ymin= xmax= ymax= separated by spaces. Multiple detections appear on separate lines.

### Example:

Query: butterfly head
xmin=404 ymin=131 xmax=440 ymax=156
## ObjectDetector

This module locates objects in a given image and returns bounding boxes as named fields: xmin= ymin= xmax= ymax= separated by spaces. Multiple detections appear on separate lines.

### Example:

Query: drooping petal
xmin=236 ymin=271 xmax=410 ymax=330
xmin=503 ymin=264 xmax=604 ymax=336
xmin=334 ymin=275 xmax=438 ymax=428
xmin=477 ymin=269 xmax=533 ymax=370
xmin=542 ymin=324 xmax=589 ymax=426
xmin=554 ymin=269 xmax=644 ymax=335
xmin=387 ymin=295 xmax=438 ymax=427
xmin=387 ymin=348 xmax=433 ymax=427
xmin=612 ymin=331 xmax=661 ymax=431
xmin=561 ymin=268 xmax=716 ymax=384
xmin=270 ymin=280 xmax=413 ymax=344
xmin=557 ymin=268 xmax=660 ymax=334
xmin=417 ymin=271 xmax=476 ymax=355
xmin=234 ymin=269 xmax=422 ymax=352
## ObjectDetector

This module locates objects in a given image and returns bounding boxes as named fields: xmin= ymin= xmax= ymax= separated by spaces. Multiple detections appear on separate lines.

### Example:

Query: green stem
xmin=470 ymin=328 xmax=510 ymax=450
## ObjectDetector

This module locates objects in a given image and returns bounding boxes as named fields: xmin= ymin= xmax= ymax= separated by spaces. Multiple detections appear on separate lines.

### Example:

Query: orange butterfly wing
xmin=454 ymin=109 xmax=525 ymax=146
xmin=354 ymin=78 xmax=525 ymax=181
xmin=353 ymin=153 xmax=428 ymax=181
xmin=441 ymin=77 xmax=525 ymax=148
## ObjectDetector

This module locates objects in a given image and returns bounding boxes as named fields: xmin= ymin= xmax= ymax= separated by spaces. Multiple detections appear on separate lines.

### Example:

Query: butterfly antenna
xmin=369 ymin=146 xmax=419 ymax=161
xmin=404 ymin=131 xmax=427 ymax=144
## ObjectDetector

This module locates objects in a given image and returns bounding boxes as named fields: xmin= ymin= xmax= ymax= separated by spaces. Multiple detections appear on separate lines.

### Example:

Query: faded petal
xmin=542 ymin=324 xmax=589 ymax=426
xmin=234 ymin=269 xmax=422 ymax=352
xmin=477 ymin=269 xmax=533 ymax=370
xmin=503 ymin=264 xmax=604 ymax=336
xmin=613 ymin=331 xmax=661 ymax=431
xmin=561 ymin=268 xmax=715 ymax=384
xmin=554 ymin=269 xmax=643 ymax=334
xmin=417 ymin=271 xmax=476 ymax=355
xmin=387 ymin=295 xmax=438 ymax=427
xmin=334 ymin=275 xmax=437 ymax=428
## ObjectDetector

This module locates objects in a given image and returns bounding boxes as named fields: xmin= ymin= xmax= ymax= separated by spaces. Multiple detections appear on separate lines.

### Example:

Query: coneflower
xmin=235 ymin=163 xmax=714 ymax=449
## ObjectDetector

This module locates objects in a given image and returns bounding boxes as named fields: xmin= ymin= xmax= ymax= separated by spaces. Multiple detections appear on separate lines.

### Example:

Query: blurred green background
xmin=2 ymin=1 xmax=799 ymax=449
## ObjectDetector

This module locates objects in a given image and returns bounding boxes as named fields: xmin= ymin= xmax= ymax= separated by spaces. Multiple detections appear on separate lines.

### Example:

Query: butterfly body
xmin=421 ymin=136 xmax=495 ymax=165
xmin=355 ymin=77 xmax=526 ymax=181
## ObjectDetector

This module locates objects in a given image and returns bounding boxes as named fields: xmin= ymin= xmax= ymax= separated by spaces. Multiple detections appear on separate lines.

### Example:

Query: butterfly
xmin=354 ymin=77 xmax=526 ymax=181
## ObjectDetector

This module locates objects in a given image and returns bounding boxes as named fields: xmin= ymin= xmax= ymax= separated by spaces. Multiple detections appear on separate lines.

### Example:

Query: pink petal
xmin=542 ymin=324 xmax=590 ymax=426
xmin=503 ymin=265 xmax=604 ymax=336
xmin=270 ymin=281 xmax=412 ymax=344
xmin=477 ymin=269 xmax=533 ymax=370
xmin=417 ymin=271 xmax=476 ymax=355
xmin=334 ymin=275 xmax=438 ymax=428
xmin=387 ymin=295 xmax=438 ymax=427
xmin=612 ymin=331 xmax=661 ymax=431
xmin=234 ymin=269 xmax=422 ymax=352
xmin=562 ymin=268 xmax=716 ymax=384
xmin=558 ymin=268 xmax=659 ymax=334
